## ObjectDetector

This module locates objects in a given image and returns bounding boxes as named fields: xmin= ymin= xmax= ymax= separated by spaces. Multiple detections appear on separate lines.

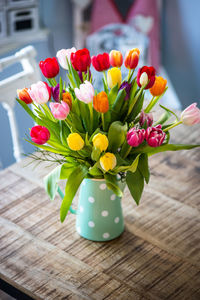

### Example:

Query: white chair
xmin=0 ymin=45 xmax=41 ymax=162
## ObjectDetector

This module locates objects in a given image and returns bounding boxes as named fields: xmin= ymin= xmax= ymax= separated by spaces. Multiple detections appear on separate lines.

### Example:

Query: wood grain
xmin=0 ymin=125 xmax=200 ymax=299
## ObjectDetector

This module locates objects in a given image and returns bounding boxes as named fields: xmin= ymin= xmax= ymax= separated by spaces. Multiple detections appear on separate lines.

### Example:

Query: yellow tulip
xmin=100 ymin=152 xmax=117 ymax=172
xmin=92 ymin=133 xmax=109 ymax=152
xmin=107 ymin=67 xmax=122 ymax=89
xmin=67 ymin=133 xmax=84 ymax=151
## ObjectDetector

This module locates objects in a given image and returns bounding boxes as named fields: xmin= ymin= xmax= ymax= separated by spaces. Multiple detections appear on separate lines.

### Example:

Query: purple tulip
xmin=127 ymin=127 xmax=146 ymax=147
xmin=51 ymin=84 xmax=65 ymax=102
xmin=119 ymin=81 xmax=132 ymax=100
xmin=139 ymin=110 xmax=153 ymax=128
xmin=145 ymin=125 xmax=166 ymax=147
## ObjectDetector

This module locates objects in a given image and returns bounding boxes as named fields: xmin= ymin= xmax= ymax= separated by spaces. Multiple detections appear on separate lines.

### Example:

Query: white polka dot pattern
xmin=88 ymin=221 xmax=95 ymax=227
xmin=103 ymin=233 xmax=110 ymax=239
xmin=100 ymin=183 xmax=106 ymax=190
xmin=101 ymin=210 xmax=109 ymax=217
xmin=88 ymin=196 xmax=95 ymax=203
xmin=114 ymin=217 xmax=120 ymax=223
xmin=110 ymin=194 xmax=116 ymax=201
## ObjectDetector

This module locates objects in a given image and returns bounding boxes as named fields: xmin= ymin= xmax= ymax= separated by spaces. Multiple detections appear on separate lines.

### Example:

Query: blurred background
xmin=0 ymin=0 xmax=199 ymax=170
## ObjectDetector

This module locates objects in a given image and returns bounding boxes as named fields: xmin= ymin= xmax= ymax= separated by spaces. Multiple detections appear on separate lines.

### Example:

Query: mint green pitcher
xmin=59 ymin=178 xmax=125 ymax=242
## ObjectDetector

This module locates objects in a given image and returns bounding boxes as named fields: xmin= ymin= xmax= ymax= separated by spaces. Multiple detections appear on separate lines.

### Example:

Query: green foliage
xmin=108 ymin=121 xmax=127 ymax=152
xmin=126 ymin=169 xmax=144 ymax=205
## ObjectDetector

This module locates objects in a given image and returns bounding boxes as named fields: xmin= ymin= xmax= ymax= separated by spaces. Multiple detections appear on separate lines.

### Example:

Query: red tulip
xmin=137 ymin=66 xmax=156 ymax=89
xmin=70 ymin=48 xmax=91 ymax=72
xmin=91 ymin=53 xmax=110 ymax=72
xmin=145 ymin=125 xmax=165 ymax=147
xmin=39 ymin=57 xmax=59 ymax=78
xmin=17 ymin=88 xmax=33 ymax=104
xmin=30 ymin=125 xmax=50 ymax=145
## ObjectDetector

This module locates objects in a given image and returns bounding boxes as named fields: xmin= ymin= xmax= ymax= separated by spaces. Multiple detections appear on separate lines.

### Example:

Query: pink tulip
xmin=146 ymin=125 xmax=165 ymax=147
xmin=28 ymin=81 xmax=51 ymax=104
xmin=139 ymin=111 xmax=153 ymax=128
xmin=56 ymin=47 xmax=76 ymax=70
xmin=74 ymin=80 xmax=94 ymax=104
xmin=30 ymin=125 xmax=50 ymax=145
xmin=127 ymin=128 xmax=146 ymax=147
xmin=181 ymin=103 xmax=200 ymax=125
xmin=50 ymin=101 xmax=70 ymax=120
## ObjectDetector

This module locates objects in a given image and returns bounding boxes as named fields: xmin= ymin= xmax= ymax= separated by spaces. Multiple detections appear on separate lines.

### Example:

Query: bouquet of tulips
xmin=17 ymin=47 xmax=200 ymax=222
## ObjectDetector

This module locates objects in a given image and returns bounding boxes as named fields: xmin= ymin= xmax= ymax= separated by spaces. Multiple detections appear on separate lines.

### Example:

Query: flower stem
xmin=123 ymin=145 xmax=132 ymax=158
xmin=101 ymin=113 xmax=105 ymax=131
xmin=89 ymin=102 xmax=93 ymax=131
xmin=163 ymin=120 xmax=182 ymax=132
xmin=144 ymin=96 xmax=155 ymax=113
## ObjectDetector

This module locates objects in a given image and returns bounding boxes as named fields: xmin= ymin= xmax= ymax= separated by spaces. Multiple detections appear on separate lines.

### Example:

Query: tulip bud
xmin=127 ymin=128 xmax=146 ymax=147
xmin=181 ymin=103 xmax=200 ymax=126
xmin=71 ymin=48 xmax=91 ymax=72
xmin=139 ymin=111 xmax=153 ymax=128
xmin=17 ymin=88 xmax=33 ymax=104
xmin=74 ymin=80 xmax=94 ymax=104
xmin=91 ymin=53 xmax=110 ymax=72
xmin=51 ymin=83 xmax=65 ymax=102
xmin=100 ymin=152 xmax=117 ymax=172
xmin=93 ymin=91 xmax=109 ymax=113
xmin=137 ymin=66 xmax=156 ymax=89
xmin=67 ymin=133 xmax=84 ymax=151
xmin=109 ymin=50 xmax=123 ymax=67
xmin=107 ymin=67 xmax=122 ymax=89
xmin=28 ymin=81 xmax=51 ymax=104
xmin=150 ymin=76 xmax=167 ymax=96
xmin=78 ymin=70 xmax=91 ymax=82
xmin=146 ymin=125 xmax=166 ymax=147
xmin=49 ymin=101 xmax=70 ymax=120
xmin=62 ymin=92 xmax=72 ymax=109
xmin=39 ymin=57 xmax=59 ymax=78
xmin=30 ymin=125 xmax=50 ymax=145
xmin=92 ymin=133 xmax=109 ymax=152
xmin=56 ymin=47 xmax=76 ymax=70
xmin=124 ymin=48 xmax=140 ymax=69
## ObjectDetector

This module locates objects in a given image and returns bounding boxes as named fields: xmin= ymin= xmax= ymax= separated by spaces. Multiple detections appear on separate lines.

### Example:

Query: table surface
xmin=0 ymin=124 xmax=200 ymax=300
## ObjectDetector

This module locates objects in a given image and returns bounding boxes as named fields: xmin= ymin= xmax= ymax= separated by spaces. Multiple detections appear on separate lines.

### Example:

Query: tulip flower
xmin=17 ymin=88 xmax=33 ymax=104
xmin=56 ymin=47 xmax=76 ymax=70
xmin=62 ymin=92 xmax=72 ymax=109
xmin=67 ymin=133 xmax=84 ymax=151
xmin=119 ymin=81 xmax=132 ymax=100
xmin=93 ymin=91 xmax=109 ymax=113
xmin=150 ymin=76 xmax=167 ymax=96
xmin=30 ymin=125 xmax=50 ymax=145
xmin=127 ymin=128 xmax=146 ymax=147
xmin=49 ymin=101 xmax=70 ymax=120
xmin=100 ymin=152 xmax=117 ymax=172
xmin=109 ymin=50 xmax=123 ymax=67
xmin=146 ymin=125 xmax=166 ymax=147
xmin=28 ymin=81 xmax=51 ymax=104
xmin=74 ymin=80 xmax=94 ymax=104
xmin=137 ymin=66 xmax=156 ymax=89
xmin=124 ymin=48 xmax=140 ymax=69
xmin=39 ymin=57 xmax=59 ymax=78
xmin=51 ymin=83 xmax=65 ymax=102
xmin=92 ymin=133 xmax=109 ymax=152
xmin=91 ymin=53 xmax=110 ymax=72
xmin=181 ymin=103 xmax=200 ymax=126
xmin=71 ymin=48 xmax=91 ymax=72
xmin=139 ymin=111 xmax=153 ymax=128
xmin=107 ymin=67 xmax=122 ymax=89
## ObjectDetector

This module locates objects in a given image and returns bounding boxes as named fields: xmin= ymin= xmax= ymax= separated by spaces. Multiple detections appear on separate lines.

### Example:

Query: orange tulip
xmin=150 ymin=76 xmax=167 ymax=96
xmin=124 ymin=48 xmax=140 ymax=69
xmin=62 ymin=92 xmax=72 ymax=109
xmin=109 ymin=50 xmax=123 ymax=67
xmin=93 ymin=91 xmax=109 ymax=113
xmin=17 ymin=88 xmax=33 ymax=104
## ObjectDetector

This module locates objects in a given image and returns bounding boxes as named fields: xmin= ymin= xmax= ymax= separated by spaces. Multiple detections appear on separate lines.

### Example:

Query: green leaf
xmin=154 ymin=110 xmax=171 ymax=125
xmin=91 ymin=147 xmax=101 ymax=161
xmin=127 ymin=93 xmax=144 ymax=122
xmin=138 ymin=154 xmax=150 ymax=184
xmin=108 ymin=83 xmax=118 ymax=105
xmin=111 ymin=89 xmax=126 ymax=121
xmin=126 ymin=169 xmax=144 ymax=205
xmin=59 ymin=77 xmax=63 ymax=100
xmin=114 ymin=154 xmax=140 ymax=173
xmin=60 ymin=165 xmax=88 ymax=222
xmin=108 ymin=121 xmax=127 ymax=152
xmin=159 ymin=104 xmax=179 ymax=121
xmin=59 ymin=120 xmax=70 ymax=146
xmin=104 ymin=174 xmax=123 ymax=197
xmin=132 ymin=143 xmax=200 ymax=155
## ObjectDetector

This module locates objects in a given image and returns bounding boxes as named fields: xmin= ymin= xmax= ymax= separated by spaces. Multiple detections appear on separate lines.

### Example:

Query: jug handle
xmin=57 ymin=186 xmax=77 ymax=215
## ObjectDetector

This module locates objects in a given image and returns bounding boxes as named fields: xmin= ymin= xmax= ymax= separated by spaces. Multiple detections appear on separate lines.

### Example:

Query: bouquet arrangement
xmin=17 ymin=47 xmax=200 ymax=223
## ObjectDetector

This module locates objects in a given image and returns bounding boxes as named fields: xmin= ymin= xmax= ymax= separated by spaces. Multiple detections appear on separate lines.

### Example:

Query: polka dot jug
xmin=76 ymin=179 xmax=125 ymax=241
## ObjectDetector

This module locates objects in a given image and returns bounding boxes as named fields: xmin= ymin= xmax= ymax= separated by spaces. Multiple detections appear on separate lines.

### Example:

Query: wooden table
xmin=0 ymin=124 xmax=200 ymax=300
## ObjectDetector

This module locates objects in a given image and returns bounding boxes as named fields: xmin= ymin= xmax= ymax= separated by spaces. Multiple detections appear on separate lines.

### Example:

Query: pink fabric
xmin=90 ymin=0 xmax=160 ymax=70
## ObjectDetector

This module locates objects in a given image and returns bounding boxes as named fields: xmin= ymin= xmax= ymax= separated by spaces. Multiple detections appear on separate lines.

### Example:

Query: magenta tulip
xmin=139 ymin=111 xmax=153 ymax=128
xmin=50 ymin=101 xmax=70 ymax=120
xmin=146 ymin=125 xmax=165 ymax=147
xmin=30 ymin=126 xmax=50 ymax=145
xmin=127 ymin=128 xmax=146 ymax=147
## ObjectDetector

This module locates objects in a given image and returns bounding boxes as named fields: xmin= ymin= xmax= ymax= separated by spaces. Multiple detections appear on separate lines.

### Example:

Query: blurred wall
xmin=162 ymin=0 xmax=200 ymax=107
